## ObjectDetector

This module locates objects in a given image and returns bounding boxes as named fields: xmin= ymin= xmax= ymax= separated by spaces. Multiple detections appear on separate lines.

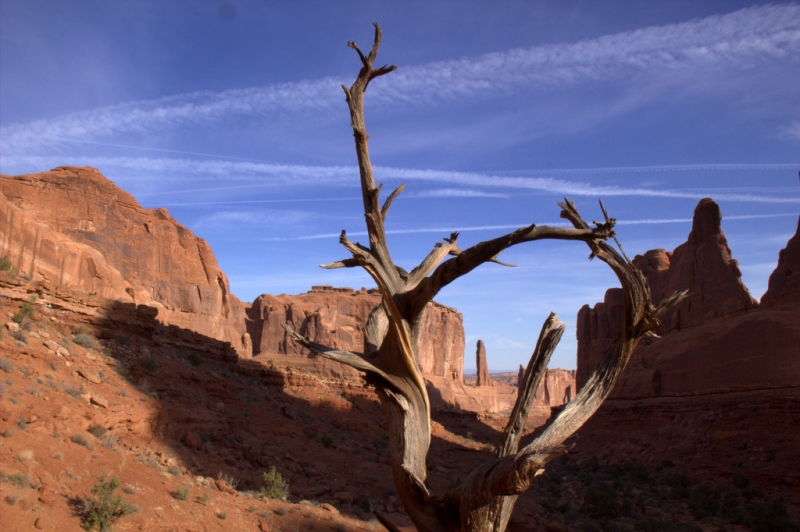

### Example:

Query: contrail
xmin=264 ymin=212 xmax=798 ymax=241
xmin=2 ymin=4 xmax=798 ymax=154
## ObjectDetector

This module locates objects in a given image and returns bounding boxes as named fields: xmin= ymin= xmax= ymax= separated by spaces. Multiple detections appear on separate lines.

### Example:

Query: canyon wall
xmin=0 ymin=166 xmax=578 ymax=414
xmin=247 ymin=285 xmax=465 ymax=382
xmin=249 ymin=286 xmax=576 ymax=414
xmin=577 ymin=199 xmax=800 ymax=398
xmin=0 ymin=167 xmax=249 ymax=355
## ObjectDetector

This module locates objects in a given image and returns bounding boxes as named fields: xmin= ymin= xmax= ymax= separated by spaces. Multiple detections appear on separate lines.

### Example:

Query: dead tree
xmin=283 ymin=24 xmax=687 ymax=532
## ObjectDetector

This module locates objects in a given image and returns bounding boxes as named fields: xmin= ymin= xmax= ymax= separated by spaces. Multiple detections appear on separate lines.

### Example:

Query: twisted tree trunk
xmin=283 ymin=24 xmax=687 ymax=532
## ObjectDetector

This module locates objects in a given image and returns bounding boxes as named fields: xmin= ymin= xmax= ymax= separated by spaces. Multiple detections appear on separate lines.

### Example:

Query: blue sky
xmin=1 ymin=1 xmax=798 ymax=371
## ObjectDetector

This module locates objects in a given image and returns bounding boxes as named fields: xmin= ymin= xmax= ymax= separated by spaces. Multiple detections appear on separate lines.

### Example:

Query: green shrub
xmin=87 ymin=424 xmax=107 ymax=438
xmin=5 ymin=472 xmax=29 ymax=488
xmin=217 ymin=471 xmax=238 ymax=489
xmin=71 ymin=433 xmax=91 ymax=448
xmin=666 ymin=472 xmax=693 ymax=499
xmin=0 ymin=256 xmax=17 ymax=273
xmin=688 ymin=484 xmax=720 ymax=519
xmin=261 ymin=467 xmax=288 ymax=499
xmin=745 ymin=499 xmax=793 ymax=532
xmin=0 ymin=357 xmax=14 ymax=373
xmin=13 ymin=299 xmax=35 ymax=324
xmin=173 ymin=485 xmax=190 ymax=500
xmin=64 ymin=384 xmax=84 ymax=398
xmin=583 ymin=481 xmax=630 ymax=518
xmin=81 ymin=475 xmax=138 ymax=531
xmin=73 ymin=333 xmax=99 ymax=349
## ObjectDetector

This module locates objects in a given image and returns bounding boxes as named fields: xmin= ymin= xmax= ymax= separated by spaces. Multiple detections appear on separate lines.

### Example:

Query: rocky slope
xmin=577 ymin=199 xmax=800 ymax=397
xmin=2 ymin=274 xmax=796 ymax=531
xmin=0 ymin=167 xmax=249 ymax=356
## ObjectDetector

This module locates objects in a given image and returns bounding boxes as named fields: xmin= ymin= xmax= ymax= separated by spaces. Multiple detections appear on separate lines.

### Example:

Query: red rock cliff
xmin=577 ymin=200 xmax=800 ymax=397
xmin=0 ymin=167 xmax=249 ymax=355
xmin=762 ymin=215 xmax=800 ymax=305
xmin=247 ymin=285 xmax=465 ymax=381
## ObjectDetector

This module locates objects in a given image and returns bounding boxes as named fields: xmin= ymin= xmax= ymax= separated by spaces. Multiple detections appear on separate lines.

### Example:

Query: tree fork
xmin=282 ymin=23 xmax=688 ymax=532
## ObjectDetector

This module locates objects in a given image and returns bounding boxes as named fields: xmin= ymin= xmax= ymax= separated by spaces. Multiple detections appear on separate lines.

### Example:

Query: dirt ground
xmin=1 ymin=284 xmax=798 ymax=532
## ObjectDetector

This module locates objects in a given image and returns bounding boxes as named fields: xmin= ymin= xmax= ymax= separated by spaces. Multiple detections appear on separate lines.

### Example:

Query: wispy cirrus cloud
xmin=408 ymin=188 xmax=509 ymax=198
xmin=2 ymin=4 xmax=798 ymax=154
xmin=192 ymin=209 xmax=316 ymax=229
xmin=265 ymin=212 xmax=798 ymax=242
xmin=780 ymin=121 xmax=800 ymax=141
xmin=3 ymin=155 xmax=797 ymax=204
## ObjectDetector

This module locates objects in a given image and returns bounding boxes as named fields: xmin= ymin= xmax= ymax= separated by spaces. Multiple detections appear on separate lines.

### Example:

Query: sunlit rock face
xmin=247 ymin=286 xmax=468 ymax=386
xmin=0 ymin=166 xmax=249 ymax=355
xmin=577 ymin=199 xmax=800 ymax=398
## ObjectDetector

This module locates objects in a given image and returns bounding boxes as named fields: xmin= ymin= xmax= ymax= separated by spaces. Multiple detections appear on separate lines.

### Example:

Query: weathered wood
xmin=282 ymin=24 xmax=688 ymax=532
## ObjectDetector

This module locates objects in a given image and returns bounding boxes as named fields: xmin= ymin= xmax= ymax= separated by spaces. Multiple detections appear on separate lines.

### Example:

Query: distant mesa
xmin=577 ymin=198 xmax=800 ymax=398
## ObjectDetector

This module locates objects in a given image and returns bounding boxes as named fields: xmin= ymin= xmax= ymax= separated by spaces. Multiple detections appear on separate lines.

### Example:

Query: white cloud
xmin=193 ymin=209 xmax=314 ymax=229
xmin=2 ymin=4 xmax=797 ymax=154
xmin=265 ymin=212 xmax=798 ymax=242
xmin=408 ymin=188 xmax=508 ymax=198
xmin=779 ymin=121 xmax=800 ymax=141
xmin=3 ymin=155 xmax=797 ymax=205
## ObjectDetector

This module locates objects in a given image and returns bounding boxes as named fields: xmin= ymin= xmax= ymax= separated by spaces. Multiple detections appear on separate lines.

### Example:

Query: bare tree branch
xmin=374 ymin=511 xmax=404 ymax=532
xmin=280 ymin=24 xmax=691 ymax=532
xmin=499 ymin=313 xmax=565 ymax=458
xmin=281 ymin=324 xmax=387 ymax=378
xmin=320 ymin=258 xmax=360 ymax=269
xmin=415 ymin=222 xmax=615 ymax=307
xmin=381 ymin=183 xmax=406 ymax=221
xmin=404 ymin=233 xmax=460 ymax=288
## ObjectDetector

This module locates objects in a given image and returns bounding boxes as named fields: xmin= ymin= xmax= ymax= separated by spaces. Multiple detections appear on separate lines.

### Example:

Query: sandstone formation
xmin=475 ymin=340 xmax=492 ymax=386
xmin=0 ymin=167 xmax=249 ymax=355
xmin=247 ymin=285 xmax=465 ymax=382
xmin=577 ymin=200 xmax=800 ymax=398
xmin=464 ymin=366 xmax=576 ymax=418
xmin=0 ymin=165 xmax=578 ymax=415
xmin=250 ymin=286 xmax=576 ymax=414
xmin=535 ymin=368 xmax=575 ymax=406
xmin=762 ymin=215 xmax=800 ymax=305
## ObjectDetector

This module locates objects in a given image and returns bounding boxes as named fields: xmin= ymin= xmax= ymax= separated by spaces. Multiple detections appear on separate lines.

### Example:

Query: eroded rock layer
xmin=0 ymin=167 xmax=249 ymax=355
xmin=577 ymin=199 xmax=800 ymax=398
xmin=247 ymin=285 xmax=465 ymax=382
xmin=249 ymin=286 xmax=577 ymax=414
